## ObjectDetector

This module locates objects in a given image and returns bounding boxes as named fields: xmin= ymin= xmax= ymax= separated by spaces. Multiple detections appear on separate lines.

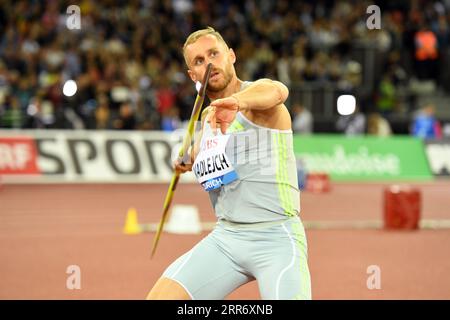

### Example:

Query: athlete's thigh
xmin=162 ymin=230 xmax=253 ymax=300
xmin=253 ymin=219 xmax=312 ymax=300
xmin=147 ymin=277 xmax=191 ymax=300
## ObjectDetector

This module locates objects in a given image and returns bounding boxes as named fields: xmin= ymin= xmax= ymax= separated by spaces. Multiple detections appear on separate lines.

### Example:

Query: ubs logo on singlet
xmin=203 ymin=138 xmax=218 ymax=151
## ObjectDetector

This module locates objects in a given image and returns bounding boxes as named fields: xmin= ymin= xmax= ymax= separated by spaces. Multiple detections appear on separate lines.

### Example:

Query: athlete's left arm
xmin=231 ymin=78 xmax=289 ymax=111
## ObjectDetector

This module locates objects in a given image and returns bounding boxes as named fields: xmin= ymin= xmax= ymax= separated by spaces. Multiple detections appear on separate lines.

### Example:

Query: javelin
xmin=151 ymin=63 xmax=212 ymax=258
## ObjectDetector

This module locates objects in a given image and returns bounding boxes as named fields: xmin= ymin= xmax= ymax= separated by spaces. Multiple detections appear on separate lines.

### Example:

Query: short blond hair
xmin=183 ymin=27 xmax=229 ymax=66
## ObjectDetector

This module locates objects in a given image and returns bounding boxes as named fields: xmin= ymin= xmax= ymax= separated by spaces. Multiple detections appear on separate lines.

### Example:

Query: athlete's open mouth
xmin=210 ymin=70 xmax=221 ymax=79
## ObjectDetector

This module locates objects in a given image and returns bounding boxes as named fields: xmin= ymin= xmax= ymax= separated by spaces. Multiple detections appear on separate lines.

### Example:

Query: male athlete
xmin=147 ymin=27 xmax=311 ymax=300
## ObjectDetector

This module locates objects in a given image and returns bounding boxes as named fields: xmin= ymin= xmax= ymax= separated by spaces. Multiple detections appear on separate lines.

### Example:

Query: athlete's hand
xmin=206 ymin=96 xmax=240 ymax=134
xmin=173 ymin=158 xmax=193 ymax=174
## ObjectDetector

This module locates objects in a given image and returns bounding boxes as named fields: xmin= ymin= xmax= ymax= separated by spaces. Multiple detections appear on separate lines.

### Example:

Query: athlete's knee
xmin=146 ymin=277 xmax=192 ymax=300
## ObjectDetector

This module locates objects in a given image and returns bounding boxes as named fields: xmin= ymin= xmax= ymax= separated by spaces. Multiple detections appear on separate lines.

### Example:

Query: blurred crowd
xmin=0 ymin=0 xmax=449 ymax=134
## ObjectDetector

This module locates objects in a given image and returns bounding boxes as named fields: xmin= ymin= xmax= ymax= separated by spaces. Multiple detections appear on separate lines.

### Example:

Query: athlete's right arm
xmin=173 ymin=107 xmax=211 ymax=174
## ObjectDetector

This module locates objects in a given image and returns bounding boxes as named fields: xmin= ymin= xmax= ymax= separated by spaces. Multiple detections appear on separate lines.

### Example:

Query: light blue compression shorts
xmin=162 ymin=215 xmax=311 ymax=300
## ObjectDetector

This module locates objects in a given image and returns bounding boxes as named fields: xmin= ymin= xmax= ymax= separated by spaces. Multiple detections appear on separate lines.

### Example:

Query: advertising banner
xmin=1 ymin=131 xmax=435 ymax=183
xmin=293 ymin=135 xmax=433 ymax=181
xmin=0 ymin=129 xmax=195 ymax=183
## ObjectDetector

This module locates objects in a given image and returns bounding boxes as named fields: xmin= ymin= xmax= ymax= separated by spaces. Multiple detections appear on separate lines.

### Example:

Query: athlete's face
xmin=184 ymin=35 xmax=236 ymax=93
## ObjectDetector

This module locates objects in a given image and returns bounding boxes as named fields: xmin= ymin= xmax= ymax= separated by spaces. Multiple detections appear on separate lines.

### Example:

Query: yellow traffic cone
xmin=123 ymin=208 xmax=141 ymax=235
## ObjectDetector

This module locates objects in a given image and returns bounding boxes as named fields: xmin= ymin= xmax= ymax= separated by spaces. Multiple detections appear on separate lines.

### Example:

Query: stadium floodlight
xmin=337 ymin=95 xmax=356 ymax=116
xmin=63 ymin=80 xmax=78 ymax=97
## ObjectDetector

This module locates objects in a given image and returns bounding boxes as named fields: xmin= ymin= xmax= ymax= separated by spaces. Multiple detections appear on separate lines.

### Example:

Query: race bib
xmin=193 ymin=134 xmax=238 ymax=191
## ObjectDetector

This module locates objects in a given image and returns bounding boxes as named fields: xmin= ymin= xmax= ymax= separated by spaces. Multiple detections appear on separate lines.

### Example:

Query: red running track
xmin=0 ymin=182 xmax=449 ymax=299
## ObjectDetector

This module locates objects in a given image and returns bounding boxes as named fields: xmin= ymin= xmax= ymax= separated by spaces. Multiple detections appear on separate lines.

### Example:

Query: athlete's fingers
xmin=174 ymin=162 xmax=192 ymax=173
xmin=204 ymin=106 xmax=214 ymax=124
xmin=206 ymin=107 xmax=218 ymax=134
xmin=209 ymin=98 xmax=226 ymax=108
xmin=220 ymin=121 xmax=228 ymax=135
xmin=210 ymin=97 xmax=238 ymax=110
xmin=173 ymin=158 xmax=192 ymax=173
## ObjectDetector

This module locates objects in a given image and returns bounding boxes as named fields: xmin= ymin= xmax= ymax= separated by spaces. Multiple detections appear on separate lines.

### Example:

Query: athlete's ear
xmin=188 ymin=69 xmax=197 ymax=83
xmin=229 ymin=48 xmax=236 ymax=64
